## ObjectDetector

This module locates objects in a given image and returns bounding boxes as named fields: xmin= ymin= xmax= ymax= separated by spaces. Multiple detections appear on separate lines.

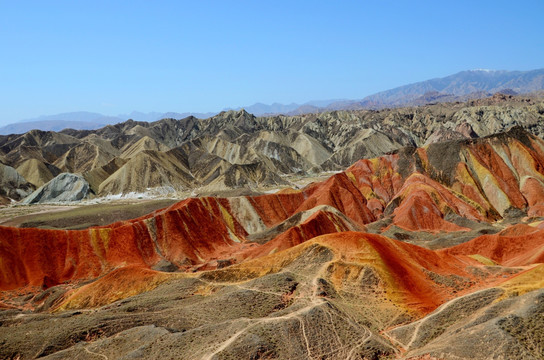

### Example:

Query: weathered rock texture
xmin=0 ymin=94 xmax=543 ymax=200
xmin=1 ymin=127 xmax=544 ymax=359
xmin=22 ymin=173 xmax=91 ymax=204
xmin=1 ymin=128 xmax=543 ymax=286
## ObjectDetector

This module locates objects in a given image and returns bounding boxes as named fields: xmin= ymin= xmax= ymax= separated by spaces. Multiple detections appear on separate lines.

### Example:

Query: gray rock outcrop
xmin=22 ymin=173 xmax=91 ymax=204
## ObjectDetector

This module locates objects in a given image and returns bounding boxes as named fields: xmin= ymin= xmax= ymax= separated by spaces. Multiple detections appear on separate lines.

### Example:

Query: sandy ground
xmin=0 ymin=204 xmax=78 ymax=226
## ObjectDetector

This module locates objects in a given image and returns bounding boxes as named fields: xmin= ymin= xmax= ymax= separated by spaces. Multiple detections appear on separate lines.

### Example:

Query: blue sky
xmin=0 ymin=0 xmax=542 ymax=125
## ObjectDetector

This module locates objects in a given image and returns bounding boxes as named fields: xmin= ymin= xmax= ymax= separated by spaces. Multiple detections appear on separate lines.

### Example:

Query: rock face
xmin=22 ymin=173 xmax=91 ymax=204
xmin=1 ymin=128 xmax=544 ymax=358
xmin=2 ymin=127 xmax=544 ymax=286
xmin=0 ymin=227 xmax=542 ymax=359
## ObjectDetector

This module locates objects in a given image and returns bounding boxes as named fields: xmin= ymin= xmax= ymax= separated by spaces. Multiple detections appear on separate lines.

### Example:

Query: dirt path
xmin=392 ymin=288 xmax=495 ymax=350
xmin=84 ymin=347 xmax=109 ymax=360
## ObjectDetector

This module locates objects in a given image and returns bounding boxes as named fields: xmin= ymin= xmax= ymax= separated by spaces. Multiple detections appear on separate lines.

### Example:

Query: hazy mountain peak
xmin=2 ymin=68 xmax=543 ymax=134
xmin=321 ymin=68 xmax=544 ymax=111
xmin=19 ymin=111 xmax=114 ymax=123
xmin=469 ymin=68 xmax=498 ymax=72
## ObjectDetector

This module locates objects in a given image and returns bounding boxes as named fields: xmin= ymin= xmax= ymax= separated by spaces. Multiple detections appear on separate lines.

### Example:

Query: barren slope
xmin=1 ymin=124 xmax=544 ymax=359
xmin=1 ymin=95 xmax=543 ymax=201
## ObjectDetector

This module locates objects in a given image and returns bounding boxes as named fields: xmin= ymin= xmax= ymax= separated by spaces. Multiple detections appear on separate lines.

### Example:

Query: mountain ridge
xmin=2 ymin=68 xmax=542 ymax=134
xmin=2 ymin=125 xmax=544 ymax=358
xmin=0 ymin=94 xmax=543 ymax=204
xmin=323 ymin=68 xmax=544 ymax=111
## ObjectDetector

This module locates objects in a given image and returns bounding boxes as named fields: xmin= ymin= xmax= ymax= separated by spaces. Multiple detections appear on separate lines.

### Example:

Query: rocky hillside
xmin=0 ymin=93 xmax=543 ymax=202
xmin=1 ymin=127 xmax=544 ymax=359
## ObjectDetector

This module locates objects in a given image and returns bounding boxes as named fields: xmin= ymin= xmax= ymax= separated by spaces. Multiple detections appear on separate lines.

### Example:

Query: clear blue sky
xmin=0 ymin=0 xmax=542 ymax=125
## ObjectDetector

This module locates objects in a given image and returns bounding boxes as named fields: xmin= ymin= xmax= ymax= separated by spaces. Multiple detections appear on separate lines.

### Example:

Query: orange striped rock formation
xmin=1 ymin=127 xmax=544 ymax=359
xmin=2 ymin=127 xmax=544 ymax=291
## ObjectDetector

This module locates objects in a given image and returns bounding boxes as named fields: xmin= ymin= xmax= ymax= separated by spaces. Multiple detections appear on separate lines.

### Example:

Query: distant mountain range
xmin=1 ymin=68 xmax=542 ymax=134
xmin=227 ymin=99 xmax=344 ymax=116
xmin=0 ymin=112 xmax=121 ymax=135
xmin=2 ymin=93 xmax=543 ymax=204
xmin=117 ymin=111 xmax=217 ymax=123
xmin=0 ymin=111 xmax=216 ymax=135
xmin=323 ymin=68 xmax=544 ymax=111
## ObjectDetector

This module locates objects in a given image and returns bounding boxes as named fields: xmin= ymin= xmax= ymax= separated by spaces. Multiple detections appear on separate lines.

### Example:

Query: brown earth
xmin=1 ymin=125 xmax=544 ymax=358
xmin=1 ymin=94 xmax=543 ymax=202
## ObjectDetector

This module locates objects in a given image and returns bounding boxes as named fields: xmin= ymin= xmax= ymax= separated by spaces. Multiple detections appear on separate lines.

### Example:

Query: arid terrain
xmin=1 ymin=95 xmax=544 ymax=359
xmin=1 ymin=92 xmax=543 ymax=204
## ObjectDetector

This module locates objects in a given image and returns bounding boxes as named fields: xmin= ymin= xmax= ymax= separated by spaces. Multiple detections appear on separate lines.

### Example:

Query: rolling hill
xmin=1 ymin=123 xmax=544 ymax=358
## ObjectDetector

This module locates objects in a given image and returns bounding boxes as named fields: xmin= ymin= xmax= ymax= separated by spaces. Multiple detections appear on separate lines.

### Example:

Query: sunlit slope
xmin=3 ymin=128 xmax=544 ymax=292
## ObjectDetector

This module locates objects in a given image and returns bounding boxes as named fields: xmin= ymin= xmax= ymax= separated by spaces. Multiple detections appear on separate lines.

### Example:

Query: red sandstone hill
xmin=2 ymin=128 xmax=544 ymax=360
xmin=2 ymin=127 xmax=544 ymax=293
xmin=56 ymin=231 xmax=524 ymax=314
xmin=440 ymin=225 xmax=544 ymax=266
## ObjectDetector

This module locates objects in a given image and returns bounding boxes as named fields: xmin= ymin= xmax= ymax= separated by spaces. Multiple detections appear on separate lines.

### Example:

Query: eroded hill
xmin=1 ymin=127 xmax=544 ymax=359
xmin=0 ymin=93 xmax=543 ymax=203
